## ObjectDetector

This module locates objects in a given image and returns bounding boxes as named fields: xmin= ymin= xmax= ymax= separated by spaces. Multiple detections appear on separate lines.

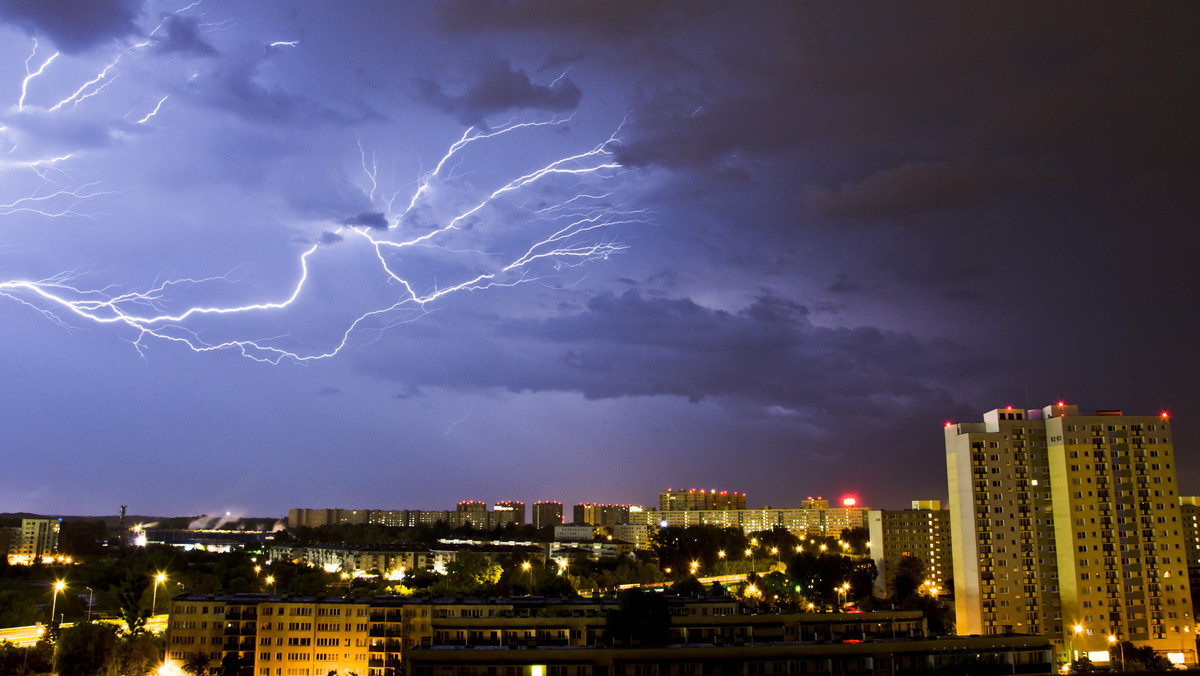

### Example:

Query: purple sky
xmin=1 ymin=1 xmax=1198 ymax=518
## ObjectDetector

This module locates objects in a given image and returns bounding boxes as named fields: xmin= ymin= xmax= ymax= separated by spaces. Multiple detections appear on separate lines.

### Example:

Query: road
xmin=0 ymin=614 xmax=168 ymax=647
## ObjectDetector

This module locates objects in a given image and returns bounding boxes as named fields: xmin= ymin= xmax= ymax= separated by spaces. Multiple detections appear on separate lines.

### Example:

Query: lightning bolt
xmin=18 ymin=41 xmax=59 ymax=111
xmin=0 ymin=121 xmax=641 ymax=363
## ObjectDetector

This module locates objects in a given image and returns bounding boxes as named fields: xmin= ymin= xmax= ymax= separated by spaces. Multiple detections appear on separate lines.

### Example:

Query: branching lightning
xmin=18 ymin=41 xmax=59 ymax=111
xmin=0 ymin=121 xmax=641 ymax=363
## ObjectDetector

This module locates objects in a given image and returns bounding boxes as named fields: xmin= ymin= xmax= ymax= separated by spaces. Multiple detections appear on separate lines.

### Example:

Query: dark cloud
xmin=804 ymin=158 xmax=1062 ymax=222
xmin=416 ymin=58 xmax=581 ymax=127
xmin=826 ymin=273 xmax=863 ymax=294
xmin=0 ymin=0 xmax=143 ymax=53
xmin=359 ymin=291 xmax=972 ymax=426
xmin=433 ymin=0 xmax=685 ymax=39
xmin=342 ymin=212 xmax=389 ymax=230
xmin=319 ymin=232 xmax=344 ymax=245
xmin=153 ymin=15 xmax=218 ymax=56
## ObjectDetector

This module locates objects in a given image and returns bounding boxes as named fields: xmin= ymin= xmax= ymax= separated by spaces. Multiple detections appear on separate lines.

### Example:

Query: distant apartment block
xmin=290 ymin=502 xmax=527 ymax=531
xmin=868 ymin=501 xmax=952 ymax=598
xmin=493 ymin=501 xmax=525 ymax=526
xmin=612 ymin=523 xmax=652 ymax=550
xmin=532 ymin=501 xmax=563 ymax=530
xmin=11 ymin=518 xmax=60 ymax=564
xmin=553 ymin=525 xmax=595 ymax=542
xmin=947 ymin=403 xmax=1194 ymax=665
xmin=631 ymin=503 xmax=869 ymax=538
xmin=659 ymin=488 xmax=747 ymax=511
xmin=572 ymin=504 xmax=632 ymax=529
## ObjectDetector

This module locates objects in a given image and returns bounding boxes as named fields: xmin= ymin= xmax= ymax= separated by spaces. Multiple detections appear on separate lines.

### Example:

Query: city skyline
xmin=1 ymin=3 xmax=1198 ymax=516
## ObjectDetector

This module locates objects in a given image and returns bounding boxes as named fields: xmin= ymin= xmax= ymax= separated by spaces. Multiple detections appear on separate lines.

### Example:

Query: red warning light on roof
xmin=944 ymin=420 xmax=953 ymax=428
xmin=1057 ymin=400 xmax=1065 ymax=407
xmin=842 ymin=497 xmax=857 ymax=507
xmin=1162 ymin=411 xmax=1170 ymax=419
xmin=1006 ymin=405 xmax=1013 ymax=410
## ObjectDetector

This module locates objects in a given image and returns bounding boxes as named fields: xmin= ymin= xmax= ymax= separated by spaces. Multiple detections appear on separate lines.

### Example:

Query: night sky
xmin=2 ymin=2 xmax=1198 ymax=518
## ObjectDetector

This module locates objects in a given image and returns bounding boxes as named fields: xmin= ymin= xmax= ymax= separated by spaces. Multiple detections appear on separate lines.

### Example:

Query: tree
xmin=54 ymin=621 xmax=120 ymax=676
xmin=670 ymin=575 xmax=705 ymax=597
xmin=0 ymin=590 xmax=40 ymax=628
xmin=181 ymin=652 xmax=211 ymax=676
xmin=113 ymin=569 xmax=151 ymax=635
xmin=443 ymin=550 xmax=502 ymax=592
xmin=604 ymin=589 xmax=672 ymax=647
xmin=892 ymin=554 xmax=925 ymax=602
xmin=117 ymin=631 xmax=164 ymax=676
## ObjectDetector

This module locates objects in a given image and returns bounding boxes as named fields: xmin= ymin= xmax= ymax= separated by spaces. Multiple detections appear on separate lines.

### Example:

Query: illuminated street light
xmin=718 ymin=550 xmax=725 ymax=559
xmin=152 ymin=573 xmax=167 ymax=615
xmin=522 ymin=561 xmax=532 ymax=592
xmin=1108 ymin=634 xmax=1125 ymax=671
xmin=50 ymin=580 xmax=66 ymax=624
xmin=265 ymin=575 xmax=275 ymax=594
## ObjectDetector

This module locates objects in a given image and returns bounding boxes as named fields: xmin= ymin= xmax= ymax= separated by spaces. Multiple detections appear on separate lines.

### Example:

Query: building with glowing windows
xmin=532 ymin=501 xmax=563 ymax=530
xmin=946 ymin=403 xmax=1194 ymax=665
xmin=659 ymin=489 xmax=747 ymax=512
xmin=868 ymin=501 xmax=952 ymax=599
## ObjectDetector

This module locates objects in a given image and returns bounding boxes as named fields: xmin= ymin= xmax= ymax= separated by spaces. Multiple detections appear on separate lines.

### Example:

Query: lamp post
xmin=1108 ymin=635 xmax=1125 ymax=671
xmin=521 ymin=561 xmax=532 ymax=593
xmin=152 ymin=573 xmax=167 ymax=616
xmin=265 ymin=575 xmax=275 ymax=595
xmin=50 ymin=580 xmax=66 ymax=625
xmin=1069 ymin=623 xmax=1083 ymax=665
xmin=85 ymin=586 xmax=93 ymax=622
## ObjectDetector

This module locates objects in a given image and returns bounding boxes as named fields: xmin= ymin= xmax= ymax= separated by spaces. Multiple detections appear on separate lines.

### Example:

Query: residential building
xmin=493 ymin=501 xmax=525 ymax=526
xmin=288 ymin=509 xmax=371 ymax=529
xmin=532 ymin=501 xmax=563 ymax=530
xmin=612 ymin=523 xmax=652 ymax=550
xmin=659 ymin=489 xmax=747 ymax=512
xmin=631 ymin=504 xmax=869 ymax=538
xmin=947 ymin=403 xmax=1194 ymax=665
xmin=167 ymin=594 xmax=953 ymax=676
xmin=868 ymin=501 xmax=952 ymax=598
xmin=15 ymin=518 xmax=59 ymax=564
xmin=572 ymin=504 xmax=631 ymax=529
xmin=554 ymin=525 xmax=594 ymax=542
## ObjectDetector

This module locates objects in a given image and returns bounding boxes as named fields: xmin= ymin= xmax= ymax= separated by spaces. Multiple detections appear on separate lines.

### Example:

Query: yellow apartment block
xmin=947 ymin=403 xmax=1194 ymax=666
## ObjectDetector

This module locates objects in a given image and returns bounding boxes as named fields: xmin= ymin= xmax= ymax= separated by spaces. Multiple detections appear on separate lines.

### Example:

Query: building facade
xmin=947 ymin=403 xmax=1194 ymax=664
xmin=168 ymin=594 xmax=943 ymax=676
xmin=659 ymin=489 xmax=747 ymax=512
xmin=868 ymin=501 xmax=953 ymax=599
xmin=532 ymin=501 xmax=563 ymax=530
xmin=14 ymin=518 xmax=60 ymax=564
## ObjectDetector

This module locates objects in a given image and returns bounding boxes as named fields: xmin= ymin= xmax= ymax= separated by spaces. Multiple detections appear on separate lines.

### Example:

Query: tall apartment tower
xmin=532 ymin=502 xmax=564 ymax=530
xmin=947 ymin=403 xmax=1193 ymax=663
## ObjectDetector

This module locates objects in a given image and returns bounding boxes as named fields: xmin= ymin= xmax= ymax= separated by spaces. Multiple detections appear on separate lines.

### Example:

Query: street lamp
xmin=50 ymin=580 xmax=66 ymax=625
xmin=1108 ymin=635 xmax=1125 ymax=671
xmin=152 ymin=573 xmax=167 ymax=616
xmin=1069 ymin=623 xmax=1084 ymax=664
xmin=265 ymin=575 xmax=275 ymax=594
xmin=85 ymin=586 xmax=94 ymax=622
xmin=836 ymin=582 xmax=850 ymax=608
xmin=521 ymin=561 xmax=532 ymax=592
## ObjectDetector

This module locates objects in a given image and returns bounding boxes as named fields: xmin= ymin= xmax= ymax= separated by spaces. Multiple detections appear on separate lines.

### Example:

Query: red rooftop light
xmin=1162 ymin=411 xmax=1170 ymax=419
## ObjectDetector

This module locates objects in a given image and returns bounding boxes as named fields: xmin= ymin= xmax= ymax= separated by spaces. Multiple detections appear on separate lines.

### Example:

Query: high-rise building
xmin=572 ymin=504 xmax=631 ymax=528
xmin=659 ymin=489 xmax=747 ymax=512
xmin=947 ymin=403 xmax=1193 ymax=665
xmin=492 ymin=501 xmax=525 ymax=527
xmin=454 ymin=501 xmax=490 ymax=529
xmin=17 ymin=518 xmax=59 ymax=564
xmin=868 ymin=501 xmax=952 ymax=599
xmin=532 ymin=501 xmax=563 ymax=530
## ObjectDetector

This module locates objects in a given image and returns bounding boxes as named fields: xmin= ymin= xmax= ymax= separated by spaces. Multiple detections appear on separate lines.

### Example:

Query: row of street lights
xmin=48 ymin=571 xmax=173 ymax=625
